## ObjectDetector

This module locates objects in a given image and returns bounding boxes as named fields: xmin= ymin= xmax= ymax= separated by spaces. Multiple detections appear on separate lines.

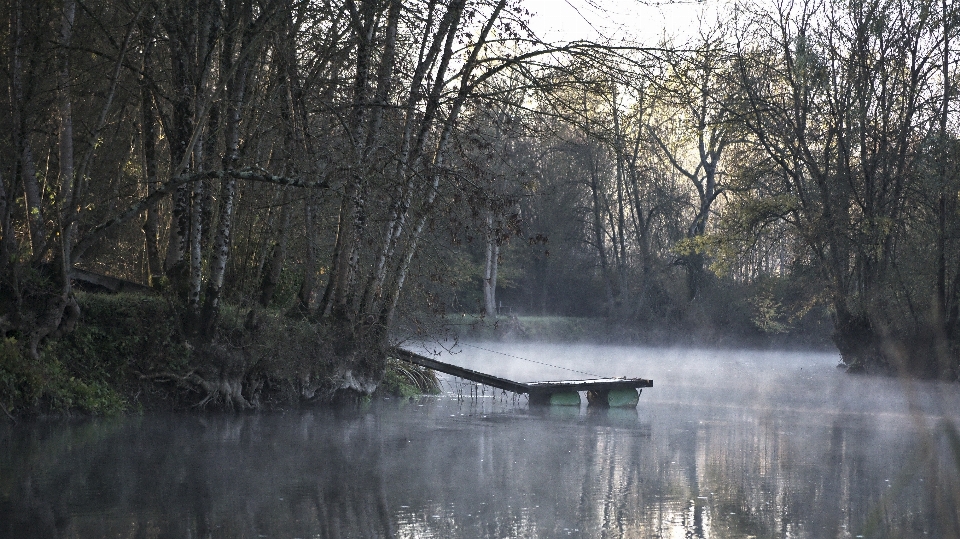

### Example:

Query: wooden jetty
xmin=392 ymin=348 xmax=653 ymax=407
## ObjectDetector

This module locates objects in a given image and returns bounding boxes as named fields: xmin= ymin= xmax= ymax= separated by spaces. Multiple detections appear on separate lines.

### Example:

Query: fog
xmin=3 ymin=343 xmax=959 ymax=538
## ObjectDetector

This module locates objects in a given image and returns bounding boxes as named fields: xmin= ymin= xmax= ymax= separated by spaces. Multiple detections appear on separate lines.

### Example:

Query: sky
xmin=521 ymin=0 xmax=718 ymax=44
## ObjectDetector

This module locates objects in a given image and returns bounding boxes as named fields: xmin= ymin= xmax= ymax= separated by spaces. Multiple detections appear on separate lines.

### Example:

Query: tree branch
xmin=71 ymin=169 xmax=329 ymax=265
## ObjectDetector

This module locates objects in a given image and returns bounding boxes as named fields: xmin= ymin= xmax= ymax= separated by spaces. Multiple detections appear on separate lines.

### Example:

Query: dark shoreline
xmin=1 ymin=293 xmax=835 ymax=420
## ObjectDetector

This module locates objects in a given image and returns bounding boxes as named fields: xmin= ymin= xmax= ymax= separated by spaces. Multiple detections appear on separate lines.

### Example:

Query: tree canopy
xmin=2 ymin=0 xmax=959 ymax=391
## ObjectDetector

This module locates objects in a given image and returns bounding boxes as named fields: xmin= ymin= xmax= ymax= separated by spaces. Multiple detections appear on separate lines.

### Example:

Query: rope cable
xmin=458 ymin=342 xmax=602 ymax=379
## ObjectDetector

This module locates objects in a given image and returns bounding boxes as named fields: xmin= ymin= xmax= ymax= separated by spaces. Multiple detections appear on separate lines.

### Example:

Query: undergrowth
xmin=0 ymin=292 xmax=439 ymax=418
xmin=0 ymin=335 xmax=126 ymax=417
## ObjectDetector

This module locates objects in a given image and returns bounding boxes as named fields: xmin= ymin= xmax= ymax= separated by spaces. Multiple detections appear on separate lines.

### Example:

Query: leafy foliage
xmin=0 ymin=336 xmax=125 ymax=416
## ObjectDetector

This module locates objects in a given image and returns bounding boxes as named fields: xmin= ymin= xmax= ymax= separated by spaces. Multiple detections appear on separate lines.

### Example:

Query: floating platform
xmin=392 ymin=348 xmax=653 ymax=407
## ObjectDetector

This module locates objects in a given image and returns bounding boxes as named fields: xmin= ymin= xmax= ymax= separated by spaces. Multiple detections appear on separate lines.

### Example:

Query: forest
xmin=1 ymin=0 xmax=959 ymax=414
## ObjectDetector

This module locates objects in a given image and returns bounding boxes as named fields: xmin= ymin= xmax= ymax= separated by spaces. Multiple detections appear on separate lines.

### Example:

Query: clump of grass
xmin=378 ymin=358 xmax=440 ymax=398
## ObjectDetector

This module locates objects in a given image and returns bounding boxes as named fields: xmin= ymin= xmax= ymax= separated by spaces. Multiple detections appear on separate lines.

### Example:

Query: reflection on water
xmin=2 ymin=345 xmax=960 ymax=538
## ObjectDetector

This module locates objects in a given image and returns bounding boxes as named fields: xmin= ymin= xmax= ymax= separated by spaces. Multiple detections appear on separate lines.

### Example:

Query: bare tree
xmin=732 ymin=0 xmax=954 ymax=373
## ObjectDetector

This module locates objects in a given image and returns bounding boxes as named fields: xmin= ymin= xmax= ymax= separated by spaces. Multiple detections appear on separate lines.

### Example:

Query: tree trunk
xmin=937 ymin=0 xmax=952 ymax=335
xmin=56 ymin=0 xmax=76 ymax=279
xmin=298 ymin=197 xmax=319 ymax=312
xmin=188 ymin=169 xmax=205 ymax=317
xmin=201 ymin=0 xmax=253 ymax=336
xmin=63 ymin=0 xmax=136 ymax=270
xmin=380 ymin=0 xmax=505 ymax=326
xmin=163 ymin=176 xmax=190 ymax=277
xmin=260 ymin=189 xmax=291 ymax=306
xmin=141 ymin=68 xmax=163 ymax=286
xmin=588 ymin=155 xmax=615 ymax=311
xmin=0 ymin=170 xmax=15 ymax=278
xmin=610 ymin=82 xmax=630 ymax=309
xmin=482 ymin=209 xmax=500 ymax=318
xmin=10 ymin=0 xmax=45 ymax=260
xmin=327 ymin=0 xmax=379 ymax=314
xmin=360 ymin=0 xmax=463 ymax=318
xmin=163 ymin=29 xmax=195 ymax=274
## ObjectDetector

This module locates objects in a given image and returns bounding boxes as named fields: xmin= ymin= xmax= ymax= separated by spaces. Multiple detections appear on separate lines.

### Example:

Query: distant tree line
xmin=1 ymin=0 xmax=958 ymax=385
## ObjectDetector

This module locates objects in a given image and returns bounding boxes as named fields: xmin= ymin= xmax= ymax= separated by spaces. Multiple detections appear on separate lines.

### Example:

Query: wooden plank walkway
xmin=392 ymin=348 xmax=653 ymax=399
xmin=392 ymin=348 xmax=530 ymax=394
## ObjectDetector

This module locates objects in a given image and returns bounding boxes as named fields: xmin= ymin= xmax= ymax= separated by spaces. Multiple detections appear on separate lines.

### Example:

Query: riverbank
xmin=0 ymin=293 xmax=436 ymax=418
xmin=0 ymin=293 xmax=832 ymax=419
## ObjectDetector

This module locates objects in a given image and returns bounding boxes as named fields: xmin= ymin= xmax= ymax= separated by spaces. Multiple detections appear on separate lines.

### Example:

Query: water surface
xmin=2 ymin=344 xmax=959 ymax=538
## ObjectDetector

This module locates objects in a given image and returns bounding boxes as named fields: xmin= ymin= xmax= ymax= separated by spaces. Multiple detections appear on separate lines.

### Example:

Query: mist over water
xmin=3 ymin=344 xmax=960 ymax=538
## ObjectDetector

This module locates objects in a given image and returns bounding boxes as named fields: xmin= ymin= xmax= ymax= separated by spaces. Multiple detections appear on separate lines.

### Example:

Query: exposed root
xmin=138 ymin=370 xmax=201 ymax=392
xmin=140 ymin=370 xmax=253 ymax=410
xmin=297 ymin=374 xmax=325 ymax=401
xmin=187 ymin=373 xmax=252 ymax=411
xmin=336 ymin=368 xmax=379 ymax=395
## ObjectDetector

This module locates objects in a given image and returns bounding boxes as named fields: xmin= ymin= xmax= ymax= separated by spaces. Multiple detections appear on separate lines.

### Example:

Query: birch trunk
xmin=381 ymin=0 xmax=507 ymax=325
xmin=349 ymin=0 xmax=400 ymax=316
xmin=201 ymin=0 xmax=254 ymax=335
xmin=328 ymin=0 xmax=381 ymax=314
xmin=482 ymin=209 xmax=500 ymax=318
xmin=188 ymin=174 xmax=205 ymax=315
xmin=163 ymin=168 xmax=191 ymax=277
xmin=138 ymin=24 xmax=163 ymax=285
xmin=362 ymin=0 xmax=464 ymax=316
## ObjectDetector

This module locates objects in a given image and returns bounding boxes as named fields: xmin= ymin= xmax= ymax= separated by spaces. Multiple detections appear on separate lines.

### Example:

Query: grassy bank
xmin=0 ymin=293 xmax=435 ymax=418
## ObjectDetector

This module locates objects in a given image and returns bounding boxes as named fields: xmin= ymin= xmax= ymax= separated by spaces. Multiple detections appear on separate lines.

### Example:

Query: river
xmin=2 ymin=343 xmax=959 ymax=538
